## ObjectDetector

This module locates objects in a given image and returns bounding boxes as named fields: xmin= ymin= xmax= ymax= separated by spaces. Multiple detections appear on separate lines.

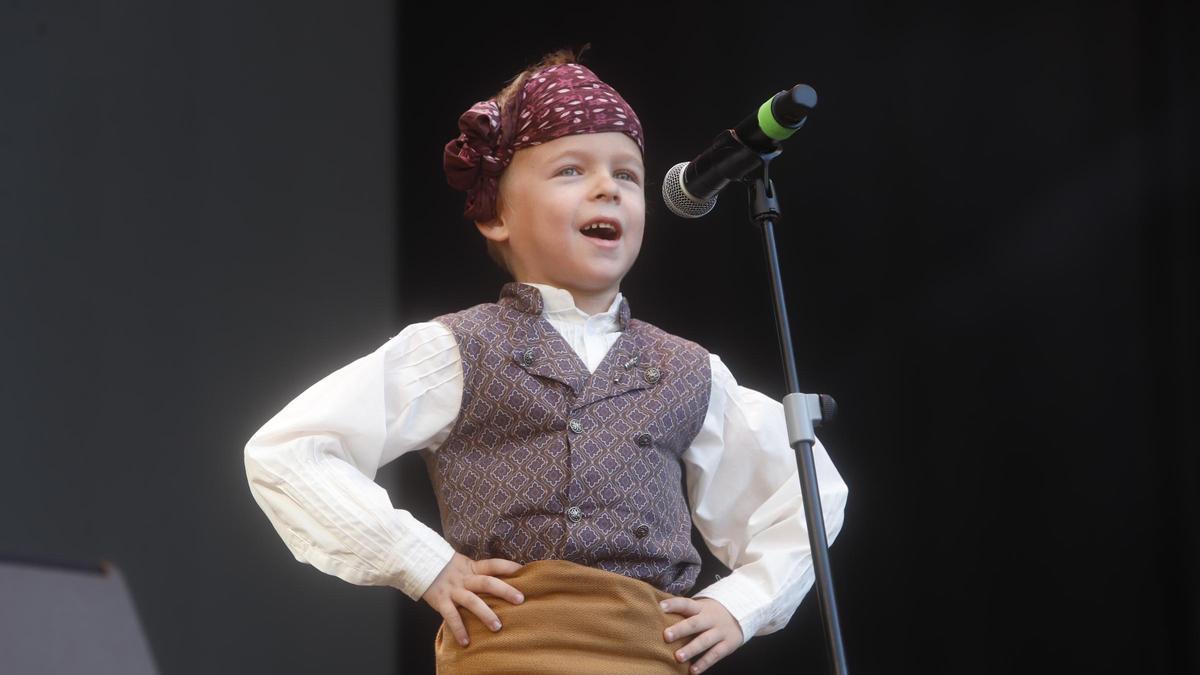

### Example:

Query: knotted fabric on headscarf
xmin=443 ymin=63 xmax=644 ymax=222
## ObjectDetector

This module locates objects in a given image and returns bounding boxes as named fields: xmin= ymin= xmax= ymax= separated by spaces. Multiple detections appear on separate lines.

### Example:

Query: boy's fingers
xmin=473 ymin=557 xmax=524 ymax=577
xmin=452 ymin=588 xmax=503 ymax=633
xmin=691 ymin=635 xmax=732 ymax=673
xmin=465 ymin=574 xmax=525 ymax=604
xmin=674 ymin=627 xmax=721 ymax=663
xmin=438 ymin=602 xmax=470 ymax=647
xmin=663 ymin=613 xmax=711 ymax=642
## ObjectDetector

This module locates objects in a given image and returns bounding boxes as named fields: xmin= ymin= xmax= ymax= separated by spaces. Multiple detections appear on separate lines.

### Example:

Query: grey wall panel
xmin=1 ymin=2 xmax=402 ymax=673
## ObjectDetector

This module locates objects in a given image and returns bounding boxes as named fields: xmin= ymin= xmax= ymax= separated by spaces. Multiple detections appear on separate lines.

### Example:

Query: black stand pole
xmin=747 ymin=163 xmax=849 ymax=675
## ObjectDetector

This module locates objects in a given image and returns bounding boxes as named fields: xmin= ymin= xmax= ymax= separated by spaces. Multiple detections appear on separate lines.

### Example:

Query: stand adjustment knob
xmin=819 ymin=394 xmax=837 ymax=426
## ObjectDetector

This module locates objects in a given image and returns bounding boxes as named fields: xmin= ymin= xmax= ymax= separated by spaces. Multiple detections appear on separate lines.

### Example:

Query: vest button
xmin=633 ymin=524 xmax=650 ymax=538
xmin=566 ymin=506 xmax=583 ymax=523
xmin=568 ymin=419 xmax=583 ymax=434
xmin=635 ymin=432 xmax=653 ymax=447
xmin=643 ymin=366 xmax=661 ymax=384
xmin=520 ymin=347 xmax=535 ymax=366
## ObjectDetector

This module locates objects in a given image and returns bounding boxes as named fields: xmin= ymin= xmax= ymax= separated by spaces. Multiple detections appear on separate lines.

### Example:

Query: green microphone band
xmin=757 ymin=97 xmax=797 ymax=141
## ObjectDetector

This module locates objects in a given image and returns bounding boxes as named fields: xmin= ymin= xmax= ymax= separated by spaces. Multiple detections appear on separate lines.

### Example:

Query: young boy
xmin=244 ymin=51 xmax=848 ymax=674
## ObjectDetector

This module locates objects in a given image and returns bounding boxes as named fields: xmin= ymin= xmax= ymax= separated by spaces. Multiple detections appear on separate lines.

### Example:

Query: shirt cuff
xmin=691 ymin=572 xmax=773 ymax=645
xmin=381 ymin=513 xmax=457 ymax=601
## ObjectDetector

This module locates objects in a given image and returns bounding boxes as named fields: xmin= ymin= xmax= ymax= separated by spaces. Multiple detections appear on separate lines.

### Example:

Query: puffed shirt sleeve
xmin=686 ymin=353 xmax=849 ymax=643
xmin=243 ymin=321 xmax=462 ymax=600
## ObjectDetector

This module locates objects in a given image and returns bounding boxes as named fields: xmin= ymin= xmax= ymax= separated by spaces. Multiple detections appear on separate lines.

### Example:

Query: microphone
xmin=662 ymin=84 xmax=816 ymax=218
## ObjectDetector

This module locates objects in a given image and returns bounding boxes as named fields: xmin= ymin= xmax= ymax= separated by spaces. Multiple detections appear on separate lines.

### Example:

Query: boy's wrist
xmin=384 ymin=523 xmax=457 ymax=600
xmin=691 ymin=573 xmax=767 ymax=644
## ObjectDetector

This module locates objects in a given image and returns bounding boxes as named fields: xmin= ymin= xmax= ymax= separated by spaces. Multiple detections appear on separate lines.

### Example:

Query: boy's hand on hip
xmin=660 ymin=597 xmax=744 ymax=674
xmin=421 ymin=552 xmax=524 ymax=647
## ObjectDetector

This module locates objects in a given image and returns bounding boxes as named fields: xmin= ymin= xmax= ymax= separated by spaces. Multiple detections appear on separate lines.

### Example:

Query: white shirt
xmin=244 ymin=282 xmax=849 ymax=642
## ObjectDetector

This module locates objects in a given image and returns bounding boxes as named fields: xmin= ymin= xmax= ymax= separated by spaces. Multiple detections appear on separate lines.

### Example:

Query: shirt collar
xmin=498 ymin=281 xmax=630 ymax=331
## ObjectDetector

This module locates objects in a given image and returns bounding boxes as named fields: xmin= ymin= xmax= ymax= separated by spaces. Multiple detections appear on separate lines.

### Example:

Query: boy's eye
xmin=557 ymin=166 xmax=581 ymax=176
xmin=616 ymin=170 xmax=641 ymax=183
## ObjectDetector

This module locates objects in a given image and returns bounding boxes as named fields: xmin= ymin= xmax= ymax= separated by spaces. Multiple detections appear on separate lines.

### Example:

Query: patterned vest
xmin=425 ymin=282 xmax=712 ymax=595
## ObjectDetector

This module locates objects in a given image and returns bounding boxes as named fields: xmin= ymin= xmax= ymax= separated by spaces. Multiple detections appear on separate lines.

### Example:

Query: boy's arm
xmin=683 ymin=353 xmax=850 ymax=644
xmin=243 ymin=321 xmax=461 ymax=600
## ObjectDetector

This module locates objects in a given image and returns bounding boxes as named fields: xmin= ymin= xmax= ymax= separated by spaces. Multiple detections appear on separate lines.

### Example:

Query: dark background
xmin=2 ymin=1 xmax=1195 ymax=673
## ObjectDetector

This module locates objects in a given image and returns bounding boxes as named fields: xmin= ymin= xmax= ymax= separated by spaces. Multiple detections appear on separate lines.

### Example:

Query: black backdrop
xmin=394 ymin=2 xmax=1198 ymax=673
xmin=2 ymin=1 xmax=1196 ymax=673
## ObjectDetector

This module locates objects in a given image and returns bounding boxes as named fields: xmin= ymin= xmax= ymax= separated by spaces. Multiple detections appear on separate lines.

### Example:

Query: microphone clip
xmin=739 ymin=148 xmax=783 ymax=225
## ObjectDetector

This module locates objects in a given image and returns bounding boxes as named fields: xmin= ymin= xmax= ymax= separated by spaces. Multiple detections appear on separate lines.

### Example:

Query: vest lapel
xmin=575 ymin=328 xmax=660 ymax=409
xmin=498 ymin=282 xmax=664 ymax=406
xmin=509 ymin=318 xmax=589 ymax=397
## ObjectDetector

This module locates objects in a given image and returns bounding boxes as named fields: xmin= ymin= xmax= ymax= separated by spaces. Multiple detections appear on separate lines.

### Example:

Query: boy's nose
xmin=592 ymin=176 xmax=620 ymax=202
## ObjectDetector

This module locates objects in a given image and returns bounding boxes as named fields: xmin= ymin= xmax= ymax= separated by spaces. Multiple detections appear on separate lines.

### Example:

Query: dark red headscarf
xmin=443 ymin=63 xmax=644 ymax=222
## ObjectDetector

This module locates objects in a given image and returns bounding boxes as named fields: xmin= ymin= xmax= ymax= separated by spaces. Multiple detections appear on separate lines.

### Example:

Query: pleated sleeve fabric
xmin=243 ymin=321 xmax=462 ymax=600
xmin=686 ymin=354 xmax=850 ymax=643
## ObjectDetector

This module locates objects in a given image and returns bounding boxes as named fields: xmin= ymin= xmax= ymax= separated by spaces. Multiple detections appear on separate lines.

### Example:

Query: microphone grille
xmin=662 ymin=162 xmax=717 ymax=219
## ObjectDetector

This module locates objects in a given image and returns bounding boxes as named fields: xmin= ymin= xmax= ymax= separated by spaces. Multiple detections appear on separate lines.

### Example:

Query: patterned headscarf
xmin=443 ymin=62 xmax=644 ymax=222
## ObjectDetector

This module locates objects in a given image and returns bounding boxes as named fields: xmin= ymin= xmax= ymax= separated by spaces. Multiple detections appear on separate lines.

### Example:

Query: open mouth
xmin=579 ymin=219 xmax=622 ymax=241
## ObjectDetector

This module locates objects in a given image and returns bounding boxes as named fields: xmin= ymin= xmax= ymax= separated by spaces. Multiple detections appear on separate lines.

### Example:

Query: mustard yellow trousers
xmin=435 ymin=559 xmax=692 ymax=674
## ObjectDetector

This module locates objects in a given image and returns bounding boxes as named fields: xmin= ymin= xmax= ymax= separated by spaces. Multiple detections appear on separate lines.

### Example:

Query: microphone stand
xmin=746 ymin=156 xmax=849 ymax=675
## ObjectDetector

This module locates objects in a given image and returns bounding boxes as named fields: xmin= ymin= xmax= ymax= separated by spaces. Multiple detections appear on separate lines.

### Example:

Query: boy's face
xmin=477 ymin=132 xmax=645 ymax=302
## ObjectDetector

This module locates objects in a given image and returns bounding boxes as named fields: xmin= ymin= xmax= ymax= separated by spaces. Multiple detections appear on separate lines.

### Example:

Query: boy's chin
xmin=581 ymin=266 xmax=635 ymax=288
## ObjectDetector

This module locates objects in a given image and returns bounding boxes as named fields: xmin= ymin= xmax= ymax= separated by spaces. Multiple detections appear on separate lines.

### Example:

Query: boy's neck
xmin=518 ymin=280 xmax=619 ymax=317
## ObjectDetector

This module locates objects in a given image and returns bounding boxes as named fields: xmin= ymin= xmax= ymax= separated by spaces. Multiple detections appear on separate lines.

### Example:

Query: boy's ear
xmin=474 ymin=216 xmax=510 ymax=243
